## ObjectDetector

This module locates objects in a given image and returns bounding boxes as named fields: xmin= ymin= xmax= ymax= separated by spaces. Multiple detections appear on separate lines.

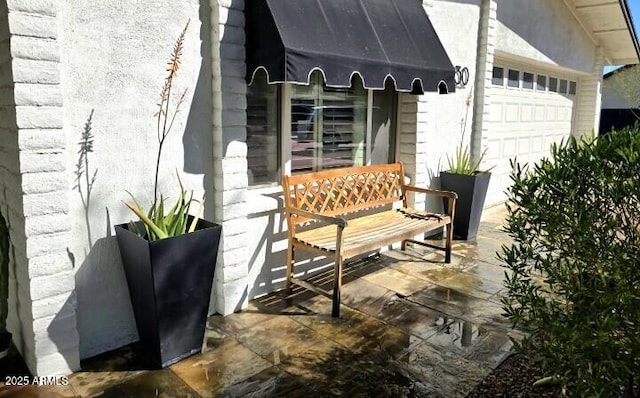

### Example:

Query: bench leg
xmin=401 ymin=239 xmax=407 ymax=251
xmin=286 ymin=244 xmax=295 ymax=296
xmin=331 ymin=254 xmax=344 ymax=318
xmin=445 ymin=222 xmax=453 ymax=263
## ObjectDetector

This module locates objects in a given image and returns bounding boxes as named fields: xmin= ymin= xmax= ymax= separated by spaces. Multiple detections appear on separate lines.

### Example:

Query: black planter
xmin=115 ymin=216 xmax=221 ymax=368
xmin=440 ymin=171 xmax=491 ymax=240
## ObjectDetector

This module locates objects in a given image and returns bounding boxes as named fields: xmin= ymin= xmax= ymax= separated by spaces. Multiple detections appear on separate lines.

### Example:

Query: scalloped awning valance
xmin=246 ymin=0 xmax=456 ymax=94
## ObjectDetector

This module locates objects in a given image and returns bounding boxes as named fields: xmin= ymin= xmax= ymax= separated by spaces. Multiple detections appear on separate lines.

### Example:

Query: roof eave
xmin=618 ymin=0 xmax=640 ymax=64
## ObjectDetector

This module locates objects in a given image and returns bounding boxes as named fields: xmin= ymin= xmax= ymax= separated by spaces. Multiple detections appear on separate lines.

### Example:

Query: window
xmin=247 ymin=71 xmax=397 ymax=185
xmin=559 ymin=79 xmax=568 ymax=94
xmin=247 ymin=69 xmax=279 ymax=185
xmin=508 ymin=69 xmax=520 ymax=88
xmin=549 ymin=77 xmax=558 ymax=93
xmin=492 ymin=67 xmax=504 ymax=86
xmin=569 ymin=81 xmax=577 ymax=95
xmin=290 ymin=75 xmax=369 ymax=172
xmin=536 ymin=75 xmax=547 ymax=91
xmin=522 ymin=72 xmax=534 ymax=90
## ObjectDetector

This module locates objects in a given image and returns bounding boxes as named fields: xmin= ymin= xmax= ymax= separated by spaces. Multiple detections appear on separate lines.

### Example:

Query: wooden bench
xmin=282 ymin=162 xmax=457 ymax=317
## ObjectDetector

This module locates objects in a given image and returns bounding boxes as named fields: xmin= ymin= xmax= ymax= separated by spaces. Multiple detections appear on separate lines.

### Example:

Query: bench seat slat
xmin=294 ymin=208 xmax=449 ymax=258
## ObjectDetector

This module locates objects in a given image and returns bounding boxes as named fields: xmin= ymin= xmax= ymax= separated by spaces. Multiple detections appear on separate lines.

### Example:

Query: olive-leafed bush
xmin=501 ymin=127 xmax=640 ymax=397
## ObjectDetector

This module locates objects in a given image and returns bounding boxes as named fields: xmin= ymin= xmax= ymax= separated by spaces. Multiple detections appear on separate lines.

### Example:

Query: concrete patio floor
xmin=0 ymin=205 xmax=520 ymax=397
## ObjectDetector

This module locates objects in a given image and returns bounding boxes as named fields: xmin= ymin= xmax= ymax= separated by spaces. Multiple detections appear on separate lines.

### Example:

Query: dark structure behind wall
xmin=599 ymin=109 xmax=639 ymax=134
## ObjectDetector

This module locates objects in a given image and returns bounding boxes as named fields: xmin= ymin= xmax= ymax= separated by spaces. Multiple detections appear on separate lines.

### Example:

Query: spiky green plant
xmin=446 ymin=145 xmax=489 ymax=175
xmin=125 ymin=175 xmax=203 ymax=241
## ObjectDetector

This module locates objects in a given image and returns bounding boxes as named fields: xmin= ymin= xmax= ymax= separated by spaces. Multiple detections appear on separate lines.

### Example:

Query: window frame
xmin=559 ymin=79 xmax=568 ymax=94
xmin=507 ymin=69 xmax=520 ymax=88
xmin=522 ymin=72 xmax=534 ymax=90
xmin=248 ymin=79 xmax=399 ymax=186
xmin=548 ymin=77 xmax=558 ymax=93
xmin=492 ymin=66 xmax=505 ymax=86
xmin=536 ymin=74 xmax=547 ymax=92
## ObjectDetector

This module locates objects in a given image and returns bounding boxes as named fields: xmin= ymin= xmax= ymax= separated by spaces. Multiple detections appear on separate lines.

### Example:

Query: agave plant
xmin=125 ymin=175 xmax=203 ymax=241
xmin=446 ymin=145 xmax=490 ymax=175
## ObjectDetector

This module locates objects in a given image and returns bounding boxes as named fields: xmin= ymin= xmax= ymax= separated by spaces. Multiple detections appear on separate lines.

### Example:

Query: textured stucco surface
xmin=405 ymin=0 xmax=483 ymax=207
xmin=495 ymin=0 xmax=595 ymax=74
xmin=0 ymin=0 xmax=26 ymax=366
xmin=3 ymin=0 xmax=81 ymax=376
xmin=60 ymin=0 xmax=213 ymax=359
xmin=211 ymin=0 xmax=250 ymax=316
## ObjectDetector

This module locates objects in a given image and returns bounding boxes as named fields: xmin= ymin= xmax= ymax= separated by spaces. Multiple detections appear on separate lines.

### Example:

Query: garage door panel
xmin=484 ymin=139 xmax=502 ymax=162
xmin=503 ymin=138 xmax=517 ymax=157
xmin=531 ymin=136 xmax=544 ymax=152
xmin=520 ymin=105 xmax=533 ymax=122
xmin=486 ymin=63 xmax=577 ymax=206
xmin=534 ymin=105 xmax=545 ymax=121
xmin=518 ymin=137 xmax=532 ymax=156
xmin=490 ymin=102 xmax=503 ymax=122
xmin=505 ymin=104 xmax=519 ymax=122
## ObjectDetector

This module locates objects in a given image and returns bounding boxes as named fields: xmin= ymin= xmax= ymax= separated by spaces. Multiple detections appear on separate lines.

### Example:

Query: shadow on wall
xmin=70 ymin=110 xmax=137 ymax=361
xmin=183 ymin=0 xmax=214 ymax=222
xmin=245 ymin=192 xmax=303 ymax=299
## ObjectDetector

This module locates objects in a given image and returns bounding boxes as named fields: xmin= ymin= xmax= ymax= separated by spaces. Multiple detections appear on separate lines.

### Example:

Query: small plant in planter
xmin=115 ymin=21 xmax=221 ymax=369
xmin=440 ymin=145 xmax=492 ymax=240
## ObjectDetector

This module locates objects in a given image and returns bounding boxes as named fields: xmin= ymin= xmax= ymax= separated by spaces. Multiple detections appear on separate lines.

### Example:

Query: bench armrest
xmin=404 ymin=185 xmax=458 ymax=199
xmin=286 ymin=207 xmax=348 ymax=228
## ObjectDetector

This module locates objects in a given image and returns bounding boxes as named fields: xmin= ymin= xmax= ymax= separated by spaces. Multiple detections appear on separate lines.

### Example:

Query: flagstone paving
xmin=0 ymin=205 xmax=518 ymax=397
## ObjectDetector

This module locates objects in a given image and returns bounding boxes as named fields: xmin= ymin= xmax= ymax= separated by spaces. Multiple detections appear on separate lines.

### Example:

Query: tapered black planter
xmin=115 ymin=217 xmax=221 ymax=368
xmin=440 ymin=172 xmax=491 ymax=240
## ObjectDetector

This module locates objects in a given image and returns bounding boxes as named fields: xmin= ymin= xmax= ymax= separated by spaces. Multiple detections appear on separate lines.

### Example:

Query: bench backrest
xmin=282 ymin=163 xmax=406 ymax=225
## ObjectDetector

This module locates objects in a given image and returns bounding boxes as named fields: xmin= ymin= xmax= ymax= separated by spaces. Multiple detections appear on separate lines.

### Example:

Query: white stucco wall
xmin=60 ymin=1 xmax=214 ymax=359
xmin=211 ymin=0 xmax=251 ymax=316
xmin=3 ymin=0 xmax=81 ymax=376
xmin=0 ymin=0 xmax=26 ymax=365
xmin=495 ymin=0 xmax=595 ymax=74
xmin=399 ymin=0 xmax=482 ymax=209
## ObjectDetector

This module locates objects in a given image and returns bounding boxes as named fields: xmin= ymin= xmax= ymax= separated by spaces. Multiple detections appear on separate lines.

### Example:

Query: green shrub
xmin=501 ymin=127 xmax=640 ymax=397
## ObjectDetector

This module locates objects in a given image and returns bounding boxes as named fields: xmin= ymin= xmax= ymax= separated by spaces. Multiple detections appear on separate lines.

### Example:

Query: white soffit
xmin=570 ymin=0 xmax=640 ymax=64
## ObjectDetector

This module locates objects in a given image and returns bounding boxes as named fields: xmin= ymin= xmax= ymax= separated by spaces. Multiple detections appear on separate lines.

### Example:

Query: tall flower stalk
xmin=125 ymin=20 xmax=202 ymax=241
xmin=154 ymin=20 xmax=189 ymax=202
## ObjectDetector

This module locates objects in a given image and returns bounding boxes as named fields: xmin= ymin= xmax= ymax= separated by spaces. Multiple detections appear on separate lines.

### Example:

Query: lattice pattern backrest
xmin=284 ymin=164 xmax=405 ymax=223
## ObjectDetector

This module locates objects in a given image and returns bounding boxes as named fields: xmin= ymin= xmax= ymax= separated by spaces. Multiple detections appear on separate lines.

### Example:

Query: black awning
xmin=246 ymin=0 xmax=456 ymax=93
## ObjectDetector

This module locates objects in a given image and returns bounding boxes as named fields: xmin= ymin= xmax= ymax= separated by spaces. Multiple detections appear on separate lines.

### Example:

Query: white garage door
xmin=483 ymin=62 xmax=578 ymax=206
